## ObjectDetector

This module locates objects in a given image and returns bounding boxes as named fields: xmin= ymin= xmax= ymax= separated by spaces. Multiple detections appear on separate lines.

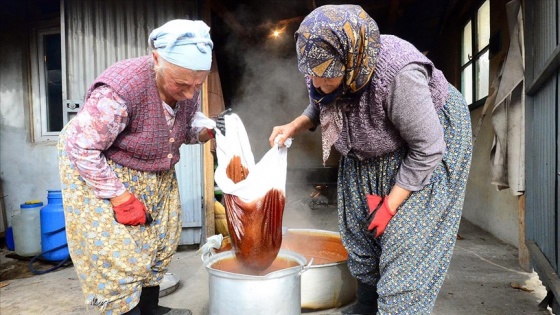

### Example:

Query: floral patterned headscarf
xmin=295 ymin=4 xmax=380 ymax=95
xmin=295 ymin=5 xmax=381 ymax=163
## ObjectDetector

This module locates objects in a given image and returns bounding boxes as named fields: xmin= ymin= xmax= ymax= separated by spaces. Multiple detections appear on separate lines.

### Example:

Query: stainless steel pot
xmin=281 ymin=229 xmax=357 ymax=310
xmin=300 ymin=257 xmax=357 ymax=309
xmin=203 ymin=249 xmax=309 ymax=315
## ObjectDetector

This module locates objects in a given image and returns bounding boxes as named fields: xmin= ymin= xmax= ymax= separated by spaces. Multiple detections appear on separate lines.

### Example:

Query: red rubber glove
xmin=112 ymin=194 xmax=152 ymax=226
xmin=365 ymin=194 xmax=395 ymax=238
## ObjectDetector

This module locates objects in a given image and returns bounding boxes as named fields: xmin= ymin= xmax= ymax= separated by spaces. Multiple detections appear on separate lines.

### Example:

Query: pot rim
xmin=283 ymin=228 xmax=348 ymax=267
xmin=204 ymin=249 xmax=308 ymax=280
xmin=283 ymin=228 xmax=341 ymax=236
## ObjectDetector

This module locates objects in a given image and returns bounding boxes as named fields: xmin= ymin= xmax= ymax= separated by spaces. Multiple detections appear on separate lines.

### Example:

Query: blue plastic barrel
xmin=6 ymin=226 xmax=15 ymax=251
xmin=40 ymin=190 xmax=69 ymax=261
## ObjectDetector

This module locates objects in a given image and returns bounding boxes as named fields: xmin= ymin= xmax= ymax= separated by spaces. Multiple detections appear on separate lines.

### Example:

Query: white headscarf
xmin=149 ymin=19 xmax=213 ymax=71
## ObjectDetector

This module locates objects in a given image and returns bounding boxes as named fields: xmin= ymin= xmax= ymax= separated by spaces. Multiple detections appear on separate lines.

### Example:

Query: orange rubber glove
xmin=365 ymin=194 xmax=395 ymax=238
xmin=112 ymin=194 xmax=152 ymax=226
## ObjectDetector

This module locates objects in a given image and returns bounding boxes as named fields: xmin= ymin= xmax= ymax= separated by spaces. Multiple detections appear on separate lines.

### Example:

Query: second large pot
xmin=281 ymin=228 xmax=357 ymax=310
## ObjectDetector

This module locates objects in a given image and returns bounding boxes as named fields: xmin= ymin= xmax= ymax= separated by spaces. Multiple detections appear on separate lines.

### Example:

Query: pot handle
xmin=201 ymin=251 xmax=213 ymax=262
xmin=298 ymin=258 xmax=314 ymax=276
xmin=198 ymin=234 xmax=224 ymax=262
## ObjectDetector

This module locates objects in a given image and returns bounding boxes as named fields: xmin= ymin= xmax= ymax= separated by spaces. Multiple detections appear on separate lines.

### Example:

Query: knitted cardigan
xmin=334 ymin=35 xmax=449 ymax=159
xmin=84 ymin=56 xmax=199 ymax=172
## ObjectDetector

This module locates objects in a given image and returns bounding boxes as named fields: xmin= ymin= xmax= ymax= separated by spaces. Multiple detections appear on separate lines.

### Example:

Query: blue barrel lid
xmin=21 ymin=201 xmax=44 ymax=209
xmin=47 ymin=190 xmax=63 ymax=197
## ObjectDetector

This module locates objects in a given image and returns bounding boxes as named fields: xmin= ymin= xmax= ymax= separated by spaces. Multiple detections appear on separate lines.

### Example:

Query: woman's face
xmin=311 ymin=76 xmax=343 ymax=94
xmin=154 ymin=52 xmax=210 ymax=103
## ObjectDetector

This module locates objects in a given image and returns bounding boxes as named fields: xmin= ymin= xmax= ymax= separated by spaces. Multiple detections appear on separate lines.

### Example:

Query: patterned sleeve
xmin=63 ymin=85 xmax=129 ymax=199
xmin=302 ymin=76 xmax=321 ymax=130
xmin=387 ymin=63 xmax=446 ymax=191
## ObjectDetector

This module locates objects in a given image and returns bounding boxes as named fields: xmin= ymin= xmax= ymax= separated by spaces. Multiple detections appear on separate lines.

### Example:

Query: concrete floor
xmin=0 ymin=188 xmax=553 ymax=315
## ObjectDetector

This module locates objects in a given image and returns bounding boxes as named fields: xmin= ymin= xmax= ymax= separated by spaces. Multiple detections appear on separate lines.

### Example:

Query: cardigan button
xmin=167 ymin=153 xmax=173 ymax=159
xmin=169 ymin=138 xmax=175 ymax=143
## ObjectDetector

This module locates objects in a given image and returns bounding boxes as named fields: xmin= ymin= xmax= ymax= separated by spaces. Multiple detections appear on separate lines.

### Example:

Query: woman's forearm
xmin=290 ymin=115 xmax=314 ymax=134
xmin=386 ymin=184 xmax=411 ymax=214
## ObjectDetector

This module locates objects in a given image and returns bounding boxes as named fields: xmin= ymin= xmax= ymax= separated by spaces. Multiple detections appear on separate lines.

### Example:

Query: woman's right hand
xmin=269 ymin=115 xmax=314 ymax=147
xmin=269 ymin=123 xmax=297 ymax=147
xmin=110 ymin=191 xmax=132 ymax=206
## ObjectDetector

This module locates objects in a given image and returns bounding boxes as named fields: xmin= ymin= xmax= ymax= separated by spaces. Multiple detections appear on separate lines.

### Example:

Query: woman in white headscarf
xmin=58 ymin=20 xmax=218 ymax=315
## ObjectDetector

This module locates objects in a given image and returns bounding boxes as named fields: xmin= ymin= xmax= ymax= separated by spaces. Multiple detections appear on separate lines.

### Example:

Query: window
xmin=31 ymin=26 xmax=63 ymax=141
xmin=461 ymin=0 xmax=490 ymax=110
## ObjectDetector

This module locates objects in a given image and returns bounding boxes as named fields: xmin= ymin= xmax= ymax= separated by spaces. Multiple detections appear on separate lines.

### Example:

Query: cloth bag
xmin=214 ymin=113 xmax=290 ymax=273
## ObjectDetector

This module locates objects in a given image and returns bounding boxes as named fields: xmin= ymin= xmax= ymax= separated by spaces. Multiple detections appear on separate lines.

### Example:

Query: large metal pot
xmin=281 ymin=229 xmax=357 ymax=310
xmin=203 ymin=249 xmax=308 ymax=315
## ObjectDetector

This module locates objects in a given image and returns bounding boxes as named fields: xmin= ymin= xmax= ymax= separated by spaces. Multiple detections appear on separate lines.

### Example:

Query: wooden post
xmin=201 ymin=0 xmax=215 ymax=239
xmin=518 ymin=194 xmax=530 ymax=271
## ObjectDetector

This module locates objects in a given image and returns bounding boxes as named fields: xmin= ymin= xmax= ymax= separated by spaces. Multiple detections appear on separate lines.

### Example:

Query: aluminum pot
xmin=281 ymin=229 xmax=357 ymax=310
xmin=203 ymin=249 xmax=309 ymax=315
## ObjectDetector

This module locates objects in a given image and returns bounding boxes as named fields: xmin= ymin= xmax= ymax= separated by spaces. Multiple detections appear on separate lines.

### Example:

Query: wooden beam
xmin=210 ymin=0 xmax=247 ymax=39
xmin=306 ymin=0 xmax=316 ymax=11
xmin=386 ymin=0 xmax=400 ymax=34
xmin=202 ymin=75 xmax=215 ymax=239
xmin=276 ymin=16 xmax=305 ymax=27
xmin=526 ymin=44 xmax=560 ymax=95
xmin=518 ymin=194 xmax=530 ymax=271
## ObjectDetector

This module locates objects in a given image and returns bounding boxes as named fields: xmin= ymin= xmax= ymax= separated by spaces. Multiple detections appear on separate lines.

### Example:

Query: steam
xmin=215 ymin=6 xmax=339 ymax=230
xmin=223 ymin=36 xmax=323 ymax=168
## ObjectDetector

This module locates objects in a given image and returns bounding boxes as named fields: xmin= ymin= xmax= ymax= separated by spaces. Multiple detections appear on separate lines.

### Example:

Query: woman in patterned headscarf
xmin=269 ymin=5 xmax=472 ymax=315
xmin=58 ymin=20 xmax=220 ymax=315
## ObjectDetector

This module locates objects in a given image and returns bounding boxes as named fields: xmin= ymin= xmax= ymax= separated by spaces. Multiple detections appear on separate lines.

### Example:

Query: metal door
xmin=524 ymin=0 xmax=560 ymax=311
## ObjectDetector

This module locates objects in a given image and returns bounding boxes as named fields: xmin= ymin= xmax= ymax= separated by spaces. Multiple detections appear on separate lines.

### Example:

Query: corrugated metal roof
xmin=64 ymin=0 xmax=199 ymax=100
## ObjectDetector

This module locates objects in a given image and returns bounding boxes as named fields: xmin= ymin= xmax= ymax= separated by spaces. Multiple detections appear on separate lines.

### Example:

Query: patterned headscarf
xmin=295 ymin=4 xmax=380 ymax=94
xmin=295 ymin=5 xmax=381 ymax=164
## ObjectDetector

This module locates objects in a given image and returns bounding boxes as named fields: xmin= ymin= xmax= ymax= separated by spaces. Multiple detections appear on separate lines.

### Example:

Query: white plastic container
xmin=12 ymin=201 xmax=43 ymax=257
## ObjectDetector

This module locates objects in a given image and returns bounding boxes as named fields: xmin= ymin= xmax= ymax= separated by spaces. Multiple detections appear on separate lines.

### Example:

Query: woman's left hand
xmin=365 ymin=185 xmax=411 ymax=238
xmin=365 ymin=195 xmax=396 ymax=238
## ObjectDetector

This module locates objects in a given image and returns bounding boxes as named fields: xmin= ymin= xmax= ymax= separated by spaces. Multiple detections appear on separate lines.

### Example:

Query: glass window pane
xmin=44 ymin=33 xmax=63 ymax=132
xmin=476 ymin=51 xmax=489 ymax=101
xmin=461 ymin=65 xmax=473 ymax=105
xmin=477 ymin=0 xmax=490 ymax=51
xmin=462 ymin=21 xmax=472 ymax=65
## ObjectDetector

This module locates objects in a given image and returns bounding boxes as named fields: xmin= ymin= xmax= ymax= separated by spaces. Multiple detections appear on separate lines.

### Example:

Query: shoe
xmin=341 ymin=302 xmax=377 ymax=315
xmin=139 ymin=285 xmax=192 ymax=315
xmin=151 ymin=306 xmax=192 ymax=315
xmin=122 ymin=305 xmax=141 ymax=315
xmin=341 ymin=280 xmax=378 ymax=315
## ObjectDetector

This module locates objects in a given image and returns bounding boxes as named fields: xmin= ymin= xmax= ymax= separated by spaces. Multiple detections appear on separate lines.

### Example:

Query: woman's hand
xmin=269 ymin=123 xmax=297 ymax=147
xmin=110 ymin=191 xmax=132 ymax=206
xmin=198 ymin=128 xmax=214 ymax=143
xmin=365 ymin=185 xmax=411 ymax=238
xmin=386 ymin=185 xmax=411 ymax=212
xmin=269 ymin=115 xmax=313 ymax=147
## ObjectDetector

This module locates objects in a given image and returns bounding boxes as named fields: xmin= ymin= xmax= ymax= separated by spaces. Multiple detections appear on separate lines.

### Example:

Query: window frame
xmin=460 ymin=0 xmax=490 ymax=111
xmin=30 ymin=24 xmax=63 ymax=142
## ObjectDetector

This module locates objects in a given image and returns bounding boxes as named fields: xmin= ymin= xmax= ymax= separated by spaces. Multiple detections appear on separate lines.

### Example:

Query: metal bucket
xmin=203 ymin=249 xmax=309 ymax=315
xmin=281 ymin=229 xmax=357 ymax=310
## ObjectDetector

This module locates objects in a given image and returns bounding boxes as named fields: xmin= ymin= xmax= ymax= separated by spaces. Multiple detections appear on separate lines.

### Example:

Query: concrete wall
xmin=428 ymin=0 xmax=522 ymax=248
xmin=464 ymin=108 xmax=520 ymax=246
xmin=0 ymin=8 xmax=61 ymax=226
